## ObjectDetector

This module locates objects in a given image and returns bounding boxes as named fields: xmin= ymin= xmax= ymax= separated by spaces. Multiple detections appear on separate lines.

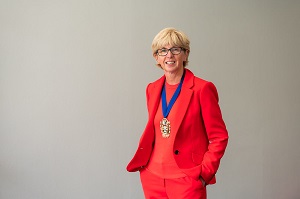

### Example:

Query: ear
xmin=153 ymin=53 xmax=158 ymax=61
xmin=184 ymin=50 xmax=189 ymax=61
xmin=185 ymin=49 xmax=190 ymax=56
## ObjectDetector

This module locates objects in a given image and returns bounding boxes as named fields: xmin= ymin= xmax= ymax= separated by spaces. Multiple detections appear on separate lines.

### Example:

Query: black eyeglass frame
xmin=156 ymin=47 xmax=186 ymax=56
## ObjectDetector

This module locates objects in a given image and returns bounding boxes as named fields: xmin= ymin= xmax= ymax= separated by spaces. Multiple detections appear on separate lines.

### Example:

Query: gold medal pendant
xmin=160 ymin=118 xmax=171 ymax=138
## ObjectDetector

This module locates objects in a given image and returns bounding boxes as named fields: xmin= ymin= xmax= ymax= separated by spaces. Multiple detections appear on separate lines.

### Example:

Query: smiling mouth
xmin=166 ymin=61 xmax=175 ymax=64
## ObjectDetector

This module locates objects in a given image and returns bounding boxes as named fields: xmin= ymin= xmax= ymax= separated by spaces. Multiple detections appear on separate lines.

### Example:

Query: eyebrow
xmin=160 ymin=46 xmax=179 ymax=49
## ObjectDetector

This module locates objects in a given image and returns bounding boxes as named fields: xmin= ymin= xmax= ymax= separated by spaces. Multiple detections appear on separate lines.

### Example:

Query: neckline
xmin=165 ymin=81 xmax=180 ymax=89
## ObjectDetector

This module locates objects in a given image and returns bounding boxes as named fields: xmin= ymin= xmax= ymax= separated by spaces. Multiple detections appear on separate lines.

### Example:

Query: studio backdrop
xmin=0 ymin=1 xmax=299 ymax=198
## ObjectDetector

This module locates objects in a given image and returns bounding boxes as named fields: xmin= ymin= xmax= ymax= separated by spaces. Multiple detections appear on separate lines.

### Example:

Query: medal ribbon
xmin=161 ymin=70 xmax=185 ymax=118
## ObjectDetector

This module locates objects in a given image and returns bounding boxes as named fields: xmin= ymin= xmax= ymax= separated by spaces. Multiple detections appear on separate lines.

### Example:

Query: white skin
xmin=154 ymin=44 xmax=189 ymax=85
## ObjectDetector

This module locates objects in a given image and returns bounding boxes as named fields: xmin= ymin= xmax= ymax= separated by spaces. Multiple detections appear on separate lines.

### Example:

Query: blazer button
xmin=174 ymin=150 xmax=179 ymax=155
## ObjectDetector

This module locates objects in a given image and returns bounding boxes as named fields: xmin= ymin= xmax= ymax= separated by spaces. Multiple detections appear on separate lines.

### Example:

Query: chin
xmin=163 ymin=66 xmax=180 ymax=73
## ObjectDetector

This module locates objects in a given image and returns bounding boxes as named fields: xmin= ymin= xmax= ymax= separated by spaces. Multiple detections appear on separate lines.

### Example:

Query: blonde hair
xmin=152 ymin=27 xmax=190 ymax=67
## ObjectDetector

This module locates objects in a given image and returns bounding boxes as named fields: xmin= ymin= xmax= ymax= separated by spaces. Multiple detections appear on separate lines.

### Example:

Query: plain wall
xmin=1 ymin=0 xmax=299 ymax=198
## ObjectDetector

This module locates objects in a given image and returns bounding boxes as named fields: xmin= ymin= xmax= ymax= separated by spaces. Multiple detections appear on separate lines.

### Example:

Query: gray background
xmin=1 ymin=0 xmax=299 ymax=198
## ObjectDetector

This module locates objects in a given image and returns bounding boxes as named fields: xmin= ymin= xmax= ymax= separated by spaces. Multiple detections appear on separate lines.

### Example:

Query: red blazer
xmin=126 ymin=69 xmax=228 ymax=185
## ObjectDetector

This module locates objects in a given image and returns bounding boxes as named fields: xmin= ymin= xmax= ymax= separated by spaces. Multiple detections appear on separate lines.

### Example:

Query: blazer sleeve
xmin=146 ymin=83 xmax=151 ymax=115
xmin=199 ymin=82 xmax=229 ymax=183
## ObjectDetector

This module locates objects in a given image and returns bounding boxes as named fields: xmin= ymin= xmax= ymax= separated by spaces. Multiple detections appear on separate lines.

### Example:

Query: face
xmin=154 ymin=44 xmax=189 ymax=74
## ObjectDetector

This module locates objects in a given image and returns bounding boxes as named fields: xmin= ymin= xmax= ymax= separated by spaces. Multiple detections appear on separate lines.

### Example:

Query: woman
xmin=127 ymin=27 xmax=228 ymax=199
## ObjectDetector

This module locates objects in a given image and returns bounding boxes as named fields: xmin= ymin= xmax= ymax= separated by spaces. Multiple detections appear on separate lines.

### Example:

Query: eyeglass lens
xmin=158 ymin=47 xmax=182 ymax=56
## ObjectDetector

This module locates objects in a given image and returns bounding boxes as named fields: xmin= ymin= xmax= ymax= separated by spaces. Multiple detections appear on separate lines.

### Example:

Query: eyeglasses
xmin=156 ymin=47 xmax=185 ymax=56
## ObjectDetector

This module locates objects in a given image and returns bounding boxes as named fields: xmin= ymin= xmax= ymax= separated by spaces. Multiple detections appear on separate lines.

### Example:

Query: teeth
xmin=166 ymin=61 xmax=175 ymax=64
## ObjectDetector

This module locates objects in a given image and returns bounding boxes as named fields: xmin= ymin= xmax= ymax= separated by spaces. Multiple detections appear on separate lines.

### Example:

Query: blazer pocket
xmin=192 ymin=152 xmax=204 ymax=165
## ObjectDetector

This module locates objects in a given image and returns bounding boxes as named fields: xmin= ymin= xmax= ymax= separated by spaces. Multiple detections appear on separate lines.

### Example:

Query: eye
xmin=172 ymin=47 xmax=181 ymax=52
xmin=160 ymin=49 xmax=168 ymax=53
xmin=170 ymin=47 xmax=182 ymax=55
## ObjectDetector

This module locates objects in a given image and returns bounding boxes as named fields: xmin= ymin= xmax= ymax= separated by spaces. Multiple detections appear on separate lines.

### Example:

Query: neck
xmin=164 ymin=68 xmax=184 ymax=85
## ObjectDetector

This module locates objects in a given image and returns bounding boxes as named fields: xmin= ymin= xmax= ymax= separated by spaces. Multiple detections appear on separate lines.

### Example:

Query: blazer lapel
xmin=148 ymin=76 xmax=165 ymax=121
xmin=171 ymin=69 xmax=194 ymax=137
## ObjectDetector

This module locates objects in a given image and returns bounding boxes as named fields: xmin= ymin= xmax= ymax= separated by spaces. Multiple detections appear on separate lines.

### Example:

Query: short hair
xmin=151 ymin=27 xmax=190 ymax=67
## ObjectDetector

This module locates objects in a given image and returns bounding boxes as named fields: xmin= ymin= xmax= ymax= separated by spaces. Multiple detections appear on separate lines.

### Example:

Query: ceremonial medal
xmin=160 ymin=118 xmax=171 ymax=138
xmin=160 ymin=70 xmax=185 ymax=138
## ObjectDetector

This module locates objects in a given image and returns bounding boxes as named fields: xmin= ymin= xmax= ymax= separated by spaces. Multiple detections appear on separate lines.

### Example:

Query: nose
xmin=166 ymin=49 xmax=174 ymax=57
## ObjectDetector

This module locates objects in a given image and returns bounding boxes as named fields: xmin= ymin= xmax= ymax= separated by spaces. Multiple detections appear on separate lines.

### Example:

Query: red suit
xmin=127 ymin=69 xmax=228 ymax=185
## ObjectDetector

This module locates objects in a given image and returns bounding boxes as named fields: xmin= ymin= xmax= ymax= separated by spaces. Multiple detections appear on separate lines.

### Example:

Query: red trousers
xmin=140 ymin=169 xmax=207 ymax=199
